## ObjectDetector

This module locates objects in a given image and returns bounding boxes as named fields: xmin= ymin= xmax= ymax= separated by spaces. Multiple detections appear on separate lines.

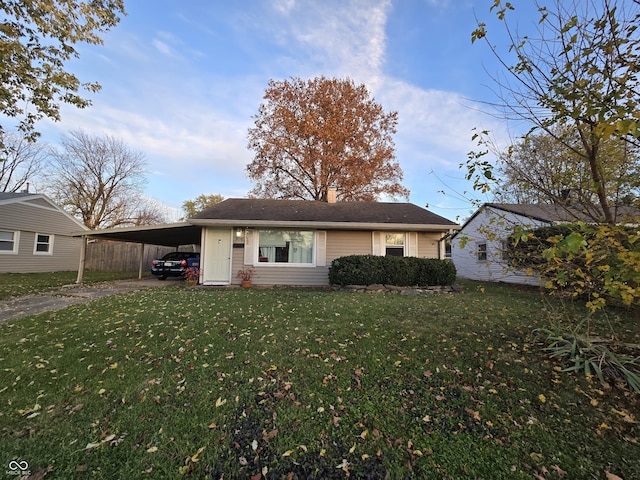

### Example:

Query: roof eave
xmin=71 ymin=221 xmax=193 ymax=238
xmin=188 ymin=218 xmax=459 ymax=231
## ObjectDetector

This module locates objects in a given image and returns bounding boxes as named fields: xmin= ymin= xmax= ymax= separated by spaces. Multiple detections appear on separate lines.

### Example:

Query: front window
xmin=385 ymin=233 xmax=404 ymax=257
xmin=258 ymin=230 xmax=313 ymax=264
xmin=34 ymin=233 xmax=54 ymax=255
xmin=0 ymin=230 xmax=19 ymax=254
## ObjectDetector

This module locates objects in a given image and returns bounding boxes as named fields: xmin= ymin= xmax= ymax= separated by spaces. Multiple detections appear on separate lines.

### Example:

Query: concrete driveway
xmin=0 ymin=278 xmax=173 ymax=323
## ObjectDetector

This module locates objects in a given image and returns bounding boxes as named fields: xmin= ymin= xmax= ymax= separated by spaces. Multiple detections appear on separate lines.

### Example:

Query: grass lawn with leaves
xmin=0 ymin=271 xmax=144 ymax=301
xmin=0 ymin=282 xmax=638 ymax=479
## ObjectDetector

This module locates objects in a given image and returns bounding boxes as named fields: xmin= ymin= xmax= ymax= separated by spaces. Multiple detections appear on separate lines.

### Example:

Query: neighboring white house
xmin=450 ymin=203 xmax=640 ymax=285
xmin=0 ymin=192 xmax=88 ymax=273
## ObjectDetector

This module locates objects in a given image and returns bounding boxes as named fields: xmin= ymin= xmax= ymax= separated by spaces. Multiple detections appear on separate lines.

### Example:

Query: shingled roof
xmin=486 ymin=203 xmax=640 ymax=224
xmin=189 ymin=198 xmax=458 ymax=231
xmin=0 ymin=192 xmax=34 ymax=201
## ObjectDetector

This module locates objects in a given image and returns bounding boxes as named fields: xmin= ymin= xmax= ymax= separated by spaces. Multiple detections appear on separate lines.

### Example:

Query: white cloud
xmin=152 ymin=38 xmax=173 ymax=56
xmin=379 ymin=78 xmax=496 ymax=165
xmin=263 ymin=0 xmax=390 ymax=84
xmin=273 ymin=0 xmax=296 ymax=15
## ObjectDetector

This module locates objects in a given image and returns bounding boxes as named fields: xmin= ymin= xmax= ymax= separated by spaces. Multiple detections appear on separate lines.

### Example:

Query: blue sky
xmin=34 ymin=0 xmax=541 ymax=223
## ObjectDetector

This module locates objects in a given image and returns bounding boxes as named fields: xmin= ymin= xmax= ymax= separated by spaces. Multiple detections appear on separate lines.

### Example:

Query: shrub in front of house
xmin=329 ymin=255 xmax=456 ymax=286
xmin=328 ymin=255 xmax=385 ymax=286
xmin=415 ymin=258 xmax=457 ymax=286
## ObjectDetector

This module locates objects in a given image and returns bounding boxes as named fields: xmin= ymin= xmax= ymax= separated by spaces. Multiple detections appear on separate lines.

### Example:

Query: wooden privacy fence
xmin=85 ymin=240 xmax=192 ymax=272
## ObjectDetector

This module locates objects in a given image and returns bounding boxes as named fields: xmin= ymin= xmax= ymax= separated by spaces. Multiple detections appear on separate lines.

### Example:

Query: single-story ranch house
xmin=78 ymin=196 xmax=459 ymax=286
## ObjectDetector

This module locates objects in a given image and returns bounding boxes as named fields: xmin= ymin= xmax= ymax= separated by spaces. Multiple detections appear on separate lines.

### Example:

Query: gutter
xmin=187 ymin=219 xmax=461 ymax=232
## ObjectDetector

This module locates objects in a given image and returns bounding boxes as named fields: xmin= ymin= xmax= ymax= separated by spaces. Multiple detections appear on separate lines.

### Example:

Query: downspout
xmin=76 ymin=235 xmax=87 ymax=284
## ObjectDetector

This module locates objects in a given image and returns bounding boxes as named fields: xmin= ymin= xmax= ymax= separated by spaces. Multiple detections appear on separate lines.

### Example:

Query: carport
xmin=73 ymin=223 xmax=202 ymax=283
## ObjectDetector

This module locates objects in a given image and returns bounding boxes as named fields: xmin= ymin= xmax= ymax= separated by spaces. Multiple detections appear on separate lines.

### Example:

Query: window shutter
xmin=406 ymin=232 xmax=418 ymax=257
xmin=316 ymin=230 xmax=327 ymax=266
xmin=372 ymin=232 xmax=384 ymax=256
xmin=244 ymin=229 xmax=256 ymax=265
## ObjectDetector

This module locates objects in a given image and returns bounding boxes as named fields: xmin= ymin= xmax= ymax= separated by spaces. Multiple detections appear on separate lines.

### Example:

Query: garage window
xmin=34 ymin=234 xmax=54 ymax=255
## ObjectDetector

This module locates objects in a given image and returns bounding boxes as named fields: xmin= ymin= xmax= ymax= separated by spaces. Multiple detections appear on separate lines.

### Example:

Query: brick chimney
xmin=327 ymin=186 xmax=337 ymax=203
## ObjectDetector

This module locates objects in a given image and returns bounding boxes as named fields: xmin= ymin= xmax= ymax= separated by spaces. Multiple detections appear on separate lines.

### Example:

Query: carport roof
xmin=73 ymin=222 xmax=202 ymax=247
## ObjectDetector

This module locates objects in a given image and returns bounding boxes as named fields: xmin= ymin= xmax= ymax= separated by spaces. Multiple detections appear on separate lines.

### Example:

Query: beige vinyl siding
xmin=326 ymin=230 xmax=371 ymax=260
xmin=0 ymin=199 xmax=85 ymax=273
xmin=249 ymin=265 xmax=329 ymax=286
xmin=233 ymin=230 xmax=371 ymax=286
xmin=231 ymin=247 xmax=328 ymax=286
xmin=417 ymin=232 xmax=443 ymax=258
xmin=230 ymin=230 xmax=449 ymax=287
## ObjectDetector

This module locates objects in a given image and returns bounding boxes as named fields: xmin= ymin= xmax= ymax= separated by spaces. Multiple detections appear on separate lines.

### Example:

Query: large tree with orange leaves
xmin=246 ymin=76 xmax=409 ymax=201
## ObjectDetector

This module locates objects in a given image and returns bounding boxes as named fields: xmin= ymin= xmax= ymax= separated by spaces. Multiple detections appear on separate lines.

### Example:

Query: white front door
xmin=202 ymin=228 xmax=231 ymax=284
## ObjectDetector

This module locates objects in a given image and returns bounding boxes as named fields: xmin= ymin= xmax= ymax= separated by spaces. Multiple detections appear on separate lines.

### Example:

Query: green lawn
xmin=0 ymin=271 xmax=145 ymax=301
xmin=0 ymin=282 xmax=638 ymax=479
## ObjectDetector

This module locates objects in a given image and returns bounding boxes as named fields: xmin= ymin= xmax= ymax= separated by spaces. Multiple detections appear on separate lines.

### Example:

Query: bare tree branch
xmin=44 ymin=130 xmax=148 ymax=229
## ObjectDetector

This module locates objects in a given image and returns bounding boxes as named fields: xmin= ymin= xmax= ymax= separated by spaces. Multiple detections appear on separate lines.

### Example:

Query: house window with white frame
xmin=33 ymin=233 xmax=54 ymax=255
xmin=477 ymin=242 xmax=487 ymax=261
xmin=0 ymin=230 xmax=19 ymax=254
xmin=257 ymin=230 xmax=313 ymax=264
xmin=501 ymin=240 xmax=510 ymax=261
xmin=385 ymin=233 xmax=405 ymax=257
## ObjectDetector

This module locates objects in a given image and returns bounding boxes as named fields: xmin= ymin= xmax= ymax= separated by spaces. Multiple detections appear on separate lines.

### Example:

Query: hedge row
xmin=328 ymin=255 xmax=456 ymax=287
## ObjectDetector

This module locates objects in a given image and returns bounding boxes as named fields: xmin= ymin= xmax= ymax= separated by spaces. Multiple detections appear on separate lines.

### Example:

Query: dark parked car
xmin=151 ymin=252 xmax=200 ymax=280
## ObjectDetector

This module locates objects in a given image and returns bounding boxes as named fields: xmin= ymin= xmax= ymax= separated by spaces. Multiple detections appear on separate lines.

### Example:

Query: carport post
xmin=138 ymin=243 xmax=145 ymax=280
xmin=76 ymin=235 xmax=87 ymax=284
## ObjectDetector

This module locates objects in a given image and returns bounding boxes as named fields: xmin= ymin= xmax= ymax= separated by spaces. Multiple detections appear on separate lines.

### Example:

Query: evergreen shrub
xmin=329 ymin=255 xmax=456 ymax=286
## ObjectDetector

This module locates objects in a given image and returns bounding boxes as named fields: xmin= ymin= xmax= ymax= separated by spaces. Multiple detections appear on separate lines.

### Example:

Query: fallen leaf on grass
xmin=465 ymin=408 xmax=481 ymax=421
xmin=529 ymin=452 xmax=543 ymax=462
xmin=191 ymin=446 xmax=205 ymax=462
xmin=552 ymin=465 xmax=567 ymax=476
xmin=83 ymin=433 xmax=118 ymax=451
xmin=606 ymin=472 xmax=624 ymax=480
xmin=24 ymin=465 xmax=53 ymax=480
xmin=611 ymin=408 xmax=637 ymax=423
xmin=263 ymin=428 xmax=278 ymax=440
